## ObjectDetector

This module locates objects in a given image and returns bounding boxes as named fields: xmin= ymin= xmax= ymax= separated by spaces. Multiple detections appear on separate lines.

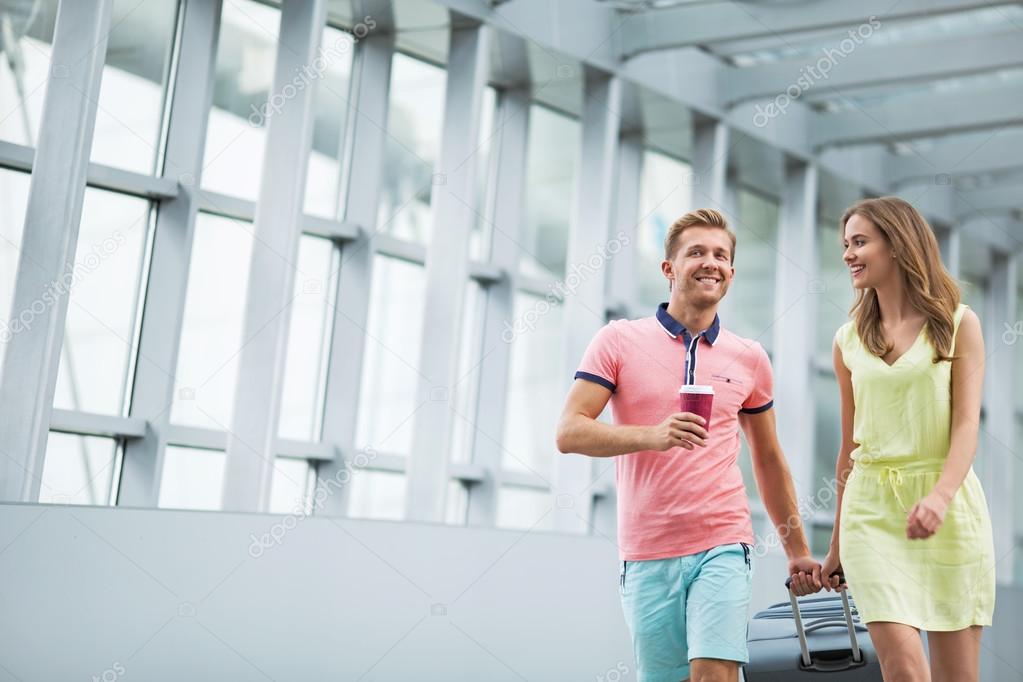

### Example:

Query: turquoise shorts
xmin=619 ymin=542 xmax=754 ymax=682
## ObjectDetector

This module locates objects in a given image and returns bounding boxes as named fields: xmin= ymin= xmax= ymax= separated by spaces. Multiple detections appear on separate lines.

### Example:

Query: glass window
xmin=960 ymin=275 xmax=985 ymax=314
xmin=269 ymin=457 xmax=314 ymax=515
xmin=0 ymin=1 xmax=57 ymax=147
xmin=815 ymin=214 xmax=854 ymax=358
xmin=158 ymin=446 xmax=225 ymax=511
xmin=278 ymin=235 xmax=337 ymax=441
xmin=170 ymin=212 xmax=254 ymax=430
xmin=377 ymin=53 xmax=446 ymax=243
xmin=496 ymin=486 xmax=553 ymax=531
xmin=637 ymin=150 xmax=693 ymax=309
xmin=0 ymin=168 xmax=31 ymax=385
xmin=812 ymin=373 xmax=841 ymax=513
xmin=53 ymin=189 xmax=150 ymax=416
xmin=38 ymin=432 xmax=120 ymax=505
xmin=810 ymin=523 xmax=834 ymax=556
xmin=88 ymin=0 xmax=178 ymax=174
xmin=1015 ymin=539 xmax=1023 ymax=588
xmin=736 ymin=434 xmax=760 ymax=504
xmin=355 ymin=256 xmax=426 ymax=455
xmin=728 ymin=190 xmax=779 ymax=349
xmin=502 ymin=293 xmax=563 ymax=479
xmin=521 ymin=105 xmax=580 ymax=280
xmin=450 ymin=281 xmax=484 ymax=463
xmin=470 ymin=86 xmax=498 ymax=261
xmin=304 ymin=24 xmax=355 ymax=219
xmin=1017 ymin=289 xmax=1023 ymax=413
xmin=201 ymin=0 xmax=281 ymax=200
xmin=348 ymin=470 xmax=405 ymax=520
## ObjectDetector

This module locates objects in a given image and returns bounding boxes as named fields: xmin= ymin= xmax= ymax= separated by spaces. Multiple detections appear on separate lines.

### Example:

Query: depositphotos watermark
xmin=248 ymin=16 xmax=377 ymax=127
xmin=1002 ymin=320 xmax=1023 ymax=345
xmin=91 ymin=662 xmax=126 ymax=682
xmin=248 ymin=447 xmax=377 ymax=558
xmin=752 ymin=16 xmax=881 ymax=128
xmin=595 ymin=662 xmax=630 ymax=682
xmin=501 ymin=231 xmax=631 ymax=343
xmin=0 ymin=231 xmax=127 ymax=344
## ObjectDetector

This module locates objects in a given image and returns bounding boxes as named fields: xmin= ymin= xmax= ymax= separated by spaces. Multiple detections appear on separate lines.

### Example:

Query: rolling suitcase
xmin=744 ymin=578 xmax=882 ymax=680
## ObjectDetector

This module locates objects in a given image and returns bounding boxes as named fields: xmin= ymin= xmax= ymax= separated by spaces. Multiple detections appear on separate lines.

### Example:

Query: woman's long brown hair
xmin=841 ymin=197 xmax=961 ymax=363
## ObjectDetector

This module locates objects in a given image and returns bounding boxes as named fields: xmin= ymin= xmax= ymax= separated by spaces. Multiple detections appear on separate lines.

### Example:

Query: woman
xmin=820 ymin=197 xmax=995 ymax=682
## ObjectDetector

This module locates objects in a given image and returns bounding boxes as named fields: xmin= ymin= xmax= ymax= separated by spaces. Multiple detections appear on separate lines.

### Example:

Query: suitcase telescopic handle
xmin=784 ymin=574 xmax=861 ymax=668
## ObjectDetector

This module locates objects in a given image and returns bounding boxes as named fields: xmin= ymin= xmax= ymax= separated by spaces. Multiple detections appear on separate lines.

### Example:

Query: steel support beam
xmin=119 ymin=0 xmax=223 ymax=507
xmin=0 ymin=0 xmax=113 ymax=502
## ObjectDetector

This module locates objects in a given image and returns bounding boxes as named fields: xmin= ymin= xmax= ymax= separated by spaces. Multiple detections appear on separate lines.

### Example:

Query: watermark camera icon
xmin=1002 ymin=321 xmax=1023 ymax=346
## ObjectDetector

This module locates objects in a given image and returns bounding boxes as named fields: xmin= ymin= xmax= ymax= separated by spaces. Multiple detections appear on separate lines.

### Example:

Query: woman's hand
xmin=820 ymin=548 xmax=844 ymax=592
xmin=907 ymin=488 xmax=950 ymax=540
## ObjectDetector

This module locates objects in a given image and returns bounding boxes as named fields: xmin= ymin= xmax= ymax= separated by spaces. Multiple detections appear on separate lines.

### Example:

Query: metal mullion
xmin=0 ymin=141 xmax=178 ymax=199
xmin=467 ymin=261 xmax=503 ymax=285
xmin=118 ymin=0 xmax=223 ymax=507
xmin=501 ymin=469 xmax=551 ymax=491
xmin=221 ymin=0 xmax=328 ymax=512
xmin=607 ymin=135 xmax=641 ymax=317
xmin=554 ymin=68 xmax=622 ymax=534
xmin=374 ymin=233 xmax=427 ymax=265
xmin=0 ymin=0 xmax=114 ymax=502
xmin=984 ymin=253 xmax=1017 ymax=583
xmin=772 ymin=157 xmax=819 ymax=510
xmin=405 ymin=19 xmax=492 ymax=522
xmin=48 ymin=409 xmax=147 ymax=440
xmin=302 ymin=215 xmax=360 ymax=242
xmin=197 ymin=190 xmax=256 ymax=222
xmin=466 ymin=88 xmax=531 ymax=526
xmin=314 ymin=29 xmax=396 ymax=516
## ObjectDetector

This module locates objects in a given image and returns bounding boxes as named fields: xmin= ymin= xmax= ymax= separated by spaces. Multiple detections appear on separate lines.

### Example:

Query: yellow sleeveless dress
xmin=835 ymin=303 xmax=995 ymax=631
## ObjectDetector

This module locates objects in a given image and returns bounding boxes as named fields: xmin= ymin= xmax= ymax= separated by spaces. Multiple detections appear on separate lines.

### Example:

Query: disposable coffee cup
xmin=679 ymin=384 xmax=714 ymax=431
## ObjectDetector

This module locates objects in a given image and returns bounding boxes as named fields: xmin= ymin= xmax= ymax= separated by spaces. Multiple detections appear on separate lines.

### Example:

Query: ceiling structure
xmin=599 ymin=0 xmax=1023 ymax=232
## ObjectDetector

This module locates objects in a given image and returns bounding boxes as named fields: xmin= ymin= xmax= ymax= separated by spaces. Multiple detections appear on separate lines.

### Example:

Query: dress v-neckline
xmin=878 ymin=323 xmax=927 ymax=368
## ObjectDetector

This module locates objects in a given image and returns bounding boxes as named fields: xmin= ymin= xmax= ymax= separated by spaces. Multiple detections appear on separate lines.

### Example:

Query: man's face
xmin=661 ymin=226 xmax=735 ymax=306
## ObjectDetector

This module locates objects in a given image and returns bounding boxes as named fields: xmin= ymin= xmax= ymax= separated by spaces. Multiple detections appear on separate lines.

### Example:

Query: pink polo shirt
xmin=574 ymin=303 xmax=773 ymax=561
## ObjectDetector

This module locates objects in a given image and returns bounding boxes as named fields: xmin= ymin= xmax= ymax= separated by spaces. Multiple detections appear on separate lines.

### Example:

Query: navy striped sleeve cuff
xmin=574 ymin=371 xmax=616 ymax=393
xmin=739 ymin=400 xmax=774 ymax=415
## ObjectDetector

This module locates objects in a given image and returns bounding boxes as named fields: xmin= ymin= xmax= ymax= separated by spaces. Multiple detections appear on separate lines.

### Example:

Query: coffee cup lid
xmin=679 ymin=384 xmax=714 ymax=394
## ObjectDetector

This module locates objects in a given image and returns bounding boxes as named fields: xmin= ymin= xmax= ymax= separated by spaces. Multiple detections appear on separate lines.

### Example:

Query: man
xmin=556 ymin=208 xmax=821 ymax=682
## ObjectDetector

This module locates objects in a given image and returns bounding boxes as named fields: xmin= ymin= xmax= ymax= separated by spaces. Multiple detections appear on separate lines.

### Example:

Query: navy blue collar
xmin=656 ymin=302 xmax=720 ymax=346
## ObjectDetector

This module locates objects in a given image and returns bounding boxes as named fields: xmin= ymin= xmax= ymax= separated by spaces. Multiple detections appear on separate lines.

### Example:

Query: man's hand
xmin=645 ymin=412 xmax=707 ymax=451
xmin=907 ymin=488 xmax=950 ymax=540
xmin=787 ymin=555 xmax=823 ymax=597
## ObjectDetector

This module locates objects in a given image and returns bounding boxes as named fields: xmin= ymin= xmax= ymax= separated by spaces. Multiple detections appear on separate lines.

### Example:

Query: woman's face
xmin=843 ymin=214 xmax=897 ymax=290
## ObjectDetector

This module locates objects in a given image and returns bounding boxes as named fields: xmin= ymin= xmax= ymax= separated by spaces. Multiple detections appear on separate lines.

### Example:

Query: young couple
xmin=556 ymin=198 xmax=995 ymax=682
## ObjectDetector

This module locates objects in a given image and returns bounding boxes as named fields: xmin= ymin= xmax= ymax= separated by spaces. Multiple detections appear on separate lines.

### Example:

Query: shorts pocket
xmin=619 ymin=560 xmax=628 ymax=596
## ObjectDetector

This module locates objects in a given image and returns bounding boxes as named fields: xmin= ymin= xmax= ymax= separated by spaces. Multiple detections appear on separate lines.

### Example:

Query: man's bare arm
xmin=556 ymin=379 xmax=707 ymax=457
xmin=740 ymin=408 xmax=810 ymax=558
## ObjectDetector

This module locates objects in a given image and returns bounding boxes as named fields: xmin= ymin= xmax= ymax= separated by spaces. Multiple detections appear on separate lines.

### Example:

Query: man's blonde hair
xmin=663 ymin=208 xmax=737 ymax=263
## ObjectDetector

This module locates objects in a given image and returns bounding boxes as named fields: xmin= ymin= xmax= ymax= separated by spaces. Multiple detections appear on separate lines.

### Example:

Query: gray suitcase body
xmin=745 ymin=587 xmax=882 ymax=680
